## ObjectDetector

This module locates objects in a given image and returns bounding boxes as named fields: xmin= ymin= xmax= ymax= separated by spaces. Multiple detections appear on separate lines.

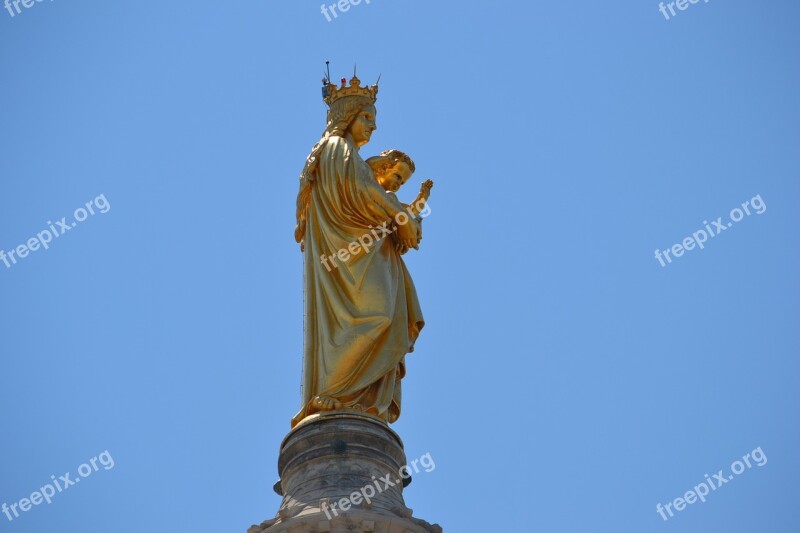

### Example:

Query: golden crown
xmin=322 ymin=74 xmax=378 ymax=106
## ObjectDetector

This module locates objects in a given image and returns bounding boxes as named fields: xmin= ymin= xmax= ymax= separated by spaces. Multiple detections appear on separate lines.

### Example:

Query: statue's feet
xmin=312 ymin=395 xmax=342 ymax=411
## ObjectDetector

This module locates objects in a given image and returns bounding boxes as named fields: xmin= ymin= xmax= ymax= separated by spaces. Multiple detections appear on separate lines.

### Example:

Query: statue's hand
xmin=390 ymin=232 xmax=409 ymax=254
xmin=395 ymin=217 xmax=420 ymax=250
xmin=420 ymin=179 xmax=433 ymax=198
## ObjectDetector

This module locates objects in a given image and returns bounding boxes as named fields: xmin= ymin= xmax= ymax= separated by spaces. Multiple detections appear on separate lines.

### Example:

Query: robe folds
xmin=291 ymin=134 xmax=424 ymax=427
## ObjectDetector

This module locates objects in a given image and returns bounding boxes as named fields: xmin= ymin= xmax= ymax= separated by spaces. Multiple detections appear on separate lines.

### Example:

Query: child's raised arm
xmin=408 ymin=179 xmax=433 ymax=217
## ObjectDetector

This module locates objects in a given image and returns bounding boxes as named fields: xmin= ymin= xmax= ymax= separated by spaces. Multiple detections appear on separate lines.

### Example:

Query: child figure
xmin=366 ymin=149 xmax=433 ymax=219
xmin=366 ymin=149 xmax=433 ymax=255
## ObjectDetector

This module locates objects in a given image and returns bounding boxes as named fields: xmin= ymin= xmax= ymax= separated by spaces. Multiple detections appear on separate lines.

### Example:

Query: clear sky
xmin=1 ymin=1 xmax=798 ymax=532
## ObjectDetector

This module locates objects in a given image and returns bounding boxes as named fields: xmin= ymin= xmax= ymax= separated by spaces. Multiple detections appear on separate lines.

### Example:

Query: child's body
xmin=366 ymin=149 xmax=433 ymax=219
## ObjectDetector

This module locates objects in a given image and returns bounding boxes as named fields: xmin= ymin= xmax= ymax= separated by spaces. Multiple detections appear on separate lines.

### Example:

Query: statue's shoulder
xmin=321 ymin=134 xmax=350 ymax=156
xmin=325 ymin=134 xmax=347 ymax=147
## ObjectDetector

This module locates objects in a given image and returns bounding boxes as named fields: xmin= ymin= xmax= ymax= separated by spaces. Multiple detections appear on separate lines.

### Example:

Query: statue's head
xmin=323 ymin=75 xmax=379 ymax=146
xmin=345 ymin=104 xmax=377 ymax=147
xmin=296 ymin=73 xmax=381 ymax=246
xmin=367 ymin=150 xmax=415 ymax=193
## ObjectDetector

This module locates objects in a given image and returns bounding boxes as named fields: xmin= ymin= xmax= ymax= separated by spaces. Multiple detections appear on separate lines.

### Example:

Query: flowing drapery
xmin=292 ymin=134 xmax=424 ymax=427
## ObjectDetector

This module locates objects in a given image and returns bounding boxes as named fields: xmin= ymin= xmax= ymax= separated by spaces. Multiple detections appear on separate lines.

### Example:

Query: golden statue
xmin=292 ymin=72 xmax=433 ymax=428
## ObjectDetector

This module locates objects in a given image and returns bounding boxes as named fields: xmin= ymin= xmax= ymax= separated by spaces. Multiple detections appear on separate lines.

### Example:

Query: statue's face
xmin=347 ymin=105 xmax=377 ymax=147
xmin=377 ymin=161 xmax=412 ymax=193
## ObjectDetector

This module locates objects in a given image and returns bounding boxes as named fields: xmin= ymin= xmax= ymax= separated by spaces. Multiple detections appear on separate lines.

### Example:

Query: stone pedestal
xmin=249 ymin=412 xmax=442 ymax=533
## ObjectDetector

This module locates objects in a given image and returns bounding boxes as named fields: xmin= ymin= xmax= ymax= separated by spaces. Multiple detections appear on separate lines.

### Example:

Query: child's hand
xmin=420 ymin=179 xmax=434 ymax=197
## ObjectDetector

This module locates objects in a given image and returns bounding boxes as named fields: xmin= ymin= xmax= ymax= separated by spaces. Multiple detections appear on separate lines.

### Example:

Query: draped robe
xmin=291 ymin=134 xmax=424 ymax=427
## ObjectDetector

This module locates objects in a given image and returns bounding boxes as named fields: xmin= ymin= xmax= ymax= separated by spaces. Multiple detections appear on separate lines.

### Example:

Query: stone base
xmin=248 ymin=412 xmax=442 ymax=533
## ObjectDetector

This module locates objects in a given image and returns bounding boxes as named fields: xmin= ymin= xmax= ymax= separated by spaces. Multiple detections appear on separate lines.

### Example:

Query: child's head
xmin=367 ymin=149 xmax=416 ymax=193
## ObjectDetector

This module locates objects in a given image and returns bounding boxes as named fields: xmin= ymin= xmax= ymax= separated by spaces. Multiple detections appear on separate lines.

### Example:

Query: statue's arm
xmin=408 ymin=180 xmax=433 ymax=217
xmin=322 ymin=136 xmax=404 ymax=221
xmin=357 ymin=170 xmax=420 ymax=250
xmin=407 ymin=195 xmax=426 ymax=217
xmin=362 ymin=178 xmax=405 ymax=220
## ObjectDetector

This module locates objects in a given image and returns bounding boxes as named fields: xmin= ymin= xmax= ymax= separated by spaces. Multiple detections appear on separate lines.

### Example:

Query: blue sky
xmin=1 ymin=1 xmax=798 ymax=531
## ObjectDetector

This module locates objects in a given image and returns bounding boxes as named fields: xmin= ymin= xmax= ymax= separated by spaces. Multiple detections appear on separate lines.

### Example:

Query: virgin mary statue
xmin=291 ymin=75 xmax=424 ymax=428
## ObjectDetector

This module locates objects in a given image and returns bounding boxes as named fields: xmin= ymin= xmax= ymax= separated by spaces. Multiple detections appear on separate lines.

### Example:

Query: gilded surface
xmin=291 ymin=74 xmax=430 ymax=427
